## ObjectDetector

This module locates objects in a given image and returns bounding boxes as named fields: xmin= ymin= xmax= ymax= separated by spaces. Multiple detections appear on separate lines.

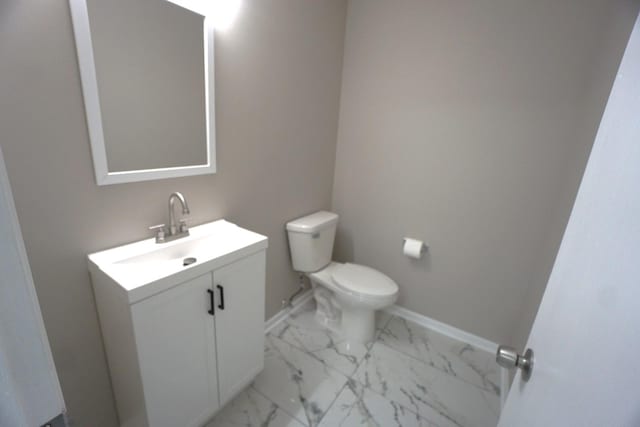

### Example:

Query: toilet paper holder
xmin=402 ymin=238 xmax=429 ymax=254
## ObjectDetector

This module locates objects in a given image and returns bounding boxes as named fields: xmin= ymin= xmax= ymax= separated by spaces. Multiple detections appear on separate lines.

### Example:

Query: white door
xmin=132 ymin=273 xmax=219 ymax=427
xmin=213 ymin=252 xmax=266 ymax=405
xmin=498 ymin=14 xmax=640 ymax=427
xmin=0 ymin=146 xmax=65 ymax=426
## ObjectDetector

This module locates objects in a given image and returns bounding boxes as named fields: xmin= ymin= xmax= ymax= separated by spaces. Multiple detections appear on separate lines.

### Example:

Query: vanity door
xmin=131 ymin=273 xmax=219 ymax=427
xmin=213 ymin=251 xmax=266 ymax=405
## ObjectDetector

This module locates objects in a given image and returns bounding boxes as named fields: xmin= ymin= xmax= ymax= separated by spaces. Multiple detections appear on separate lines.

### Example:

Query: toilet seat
xmin=331 ymin=263 xmax=398 ymax=298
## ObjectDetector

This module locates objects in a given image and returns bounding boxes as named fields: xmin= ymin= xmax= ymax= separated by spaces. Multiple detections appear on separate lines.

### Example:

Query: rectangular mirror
xmin=69 ymin=0 xmax=216 ymax=185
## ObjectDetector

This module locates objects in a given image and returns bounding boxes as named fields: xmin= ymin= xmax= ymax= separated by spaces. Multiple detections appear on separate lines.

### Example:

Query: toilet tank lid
xmin=286 ymin=211 xmax=339 ymax=233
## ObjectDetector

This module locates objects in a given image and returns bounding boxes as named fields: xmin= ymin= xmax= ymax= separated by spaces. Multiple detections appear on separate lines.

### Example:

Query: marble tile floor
xmin=206 ymin=302 xmax=501 ymax=427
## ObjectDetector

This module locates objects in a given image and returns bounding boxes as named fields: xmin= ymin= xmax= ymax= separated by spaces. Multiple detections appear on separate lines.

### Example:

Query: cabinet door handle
xmin=207 ymin=289 xmax=215 ymax=316
xmin=217 ymin=284 xmax=225 ymax=310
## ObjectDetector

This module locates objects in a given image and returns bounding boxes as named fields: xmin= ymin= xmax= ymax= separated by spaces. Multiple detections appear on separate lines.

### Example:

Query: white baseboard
xmin=264 ymin=290 xmax=314 ymax=334
xmin=383 ymin=305 xmax=498 ymax=354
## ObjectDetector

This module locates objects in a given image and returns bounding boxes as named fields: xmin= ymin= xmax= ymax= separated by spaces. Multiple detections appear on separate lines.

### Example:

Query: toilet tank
xmin=286 ymin=211 xmax=339 ymax=273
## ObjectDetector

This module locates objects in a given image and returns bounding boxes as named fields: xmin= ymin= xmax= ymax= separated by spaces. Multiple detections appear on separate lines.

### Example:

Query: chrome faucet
xmin=148 ymin=192 xmax=191 ymax=243
xmin=169 ymin=192 xmax=190 ymax=235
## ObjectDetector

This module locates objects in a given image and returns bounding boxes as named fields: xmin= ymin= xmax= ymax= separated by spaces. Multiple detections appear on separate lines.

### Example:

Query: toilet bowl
xmin=308 ymin=261 xmax=397 ymax=343
xmin=286 ymin=211 xmax=399 ymax=344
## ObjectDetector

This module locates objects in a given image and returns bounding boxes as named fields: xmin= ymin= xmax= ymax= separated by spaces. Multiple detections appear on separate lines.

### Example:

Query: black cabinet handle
xmin=217 ymin=284 xmax=225 ymax=310
xmin=207 ymin=289 xmax=215 ymax=316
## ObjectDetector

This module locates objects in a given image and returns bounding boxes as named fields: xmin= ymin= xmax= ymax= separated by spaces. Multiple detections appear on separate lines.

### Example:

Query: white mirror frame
xmin=69 ymin=0 xmax=216 ymax=185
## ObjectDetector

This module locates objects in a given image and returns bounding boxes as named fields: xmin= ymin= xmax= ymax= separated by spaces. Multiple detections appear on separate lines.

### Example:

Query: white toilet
xmin=286 ymin=211 xmax=398 ymax=343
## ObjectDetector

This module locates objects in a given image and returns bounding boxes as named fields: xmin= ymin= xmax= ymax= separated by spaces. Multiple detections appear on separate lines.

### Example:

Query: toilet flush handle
xmin=312 ymin=232 xmax=320 ymax=239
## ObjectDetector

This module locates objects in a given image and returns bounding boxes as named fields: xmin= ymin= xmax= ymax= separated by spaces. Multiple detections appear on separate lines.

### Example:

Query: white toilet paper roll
xmin=403 ymin=238 xmax=425 ymax=259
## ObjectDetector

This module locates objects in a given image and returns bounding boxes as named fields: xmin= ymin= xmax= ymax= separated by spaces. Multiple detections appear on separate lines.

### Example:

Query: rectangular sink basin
xmin=88 ymin=219 xmax=268 ymax=303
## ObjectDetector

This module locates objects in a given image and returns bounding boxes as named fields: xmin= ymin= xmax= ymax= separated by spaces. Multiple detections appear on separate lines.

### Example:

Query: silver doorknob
xmin=496 ymin=345 xmax=534 ymax=381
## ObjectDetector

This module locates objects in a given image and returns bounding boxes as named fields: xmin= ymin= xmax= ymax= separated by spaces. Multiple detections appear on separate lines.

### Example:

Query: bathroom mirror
xmin=69 ymin=0 xmax=216 ymax=185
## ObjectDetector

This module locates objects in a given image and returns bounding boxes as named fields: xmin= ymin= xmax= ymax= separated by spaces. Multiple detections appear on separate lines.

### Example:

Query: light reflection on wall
xmin=165 ymin=0 xmax=241 ymax=30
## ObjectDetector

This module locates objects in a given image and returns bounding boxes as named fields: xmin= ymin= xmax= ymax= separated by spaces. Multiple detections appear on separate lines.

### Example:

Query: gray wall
xmin=332 ymin=0 xmax=638 ymax=346
xmin=511 ymin=0 xmax=640 ymax=350
xmin=0 ymin=0 xmax=347 ymax=425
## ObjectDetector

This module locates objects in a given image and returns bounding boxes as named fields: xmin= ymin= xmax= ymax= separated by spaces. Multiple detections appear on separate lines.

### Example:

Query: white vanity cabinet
xmin=131 ymin=273 xmax=220 ymax=427
xmin=88 ymin=220 xmax=267 ymax=427
xmin=210 ymin=253 xmax=266 ymax=404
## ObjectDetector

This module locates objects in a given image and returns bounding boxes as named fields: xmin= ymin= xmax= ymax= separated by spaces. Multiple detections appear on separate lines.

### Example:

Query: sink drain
xmin=183 ymin=257 xmax=197 ymax=266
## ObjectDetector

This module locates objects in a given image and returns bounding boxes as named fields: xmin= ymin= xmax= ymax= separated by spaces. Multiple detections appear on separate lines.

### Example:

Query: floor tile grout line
xmin=348 ymin=376 xmax=439 ymax=426
xmin=266 ymin=326 xmax=340 ymax=366
xmin=259 ymin=333 xmax=358 ymax=426
xmin=312 ymin=326 xmax=417 ymax=425
xmin=347 ymin=333 xmax=500 ymax=425
xmin=383 ymin=313 xmax=495 ymax=357
xmin=314 ymin=326 xmax=386 ymax=427
xmin=268 ymin=313 xmax=391 ymax=378
xmin=381 ymin=315 xmax=501 ymax=388
xmin=269 ymin=312 xmax=394 ymax=358
xmin=314 ymin=379 xmax=350 ymax=426
xmin=377 ymin=321 xmax=501 ymax=397
xmin=267 ymin=309 xmax=345 ymax=360
xmin=215 ymin=311 xmax=496 ymax=426
xmin=249 ymin=384 xmax=311 ymax=427
xmin=373 ymin=338 xmax=501 ymax=398
xmin=262 ymin=316 xmax=390 ymax=427
xmin=345 ymin=339 xmax=440 ymax=426
xmin=265 ymin=332 xmax=352 ymax=379
xmin=380 ymin=313 xmax=394 ymax=330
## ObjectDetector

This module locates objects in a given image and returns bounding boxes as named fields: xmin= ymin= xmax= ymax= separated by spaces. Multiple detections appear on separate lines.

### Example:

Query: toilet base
xmin=312 ymin=285 xmax=341 ymax=332
xmin=307 ymin=263 xmax=397 ymax=346
xmin=340 ymin=305 xmax=376 ymax=344
xmin=311 ymin=280 xmax=376 ymax=344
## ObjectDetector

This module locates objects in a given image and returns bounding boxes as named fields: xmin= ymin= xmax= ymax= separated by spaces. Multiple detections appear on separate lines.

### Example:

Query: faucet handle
xmin=148 ymin=224 xmax=166 ymax=243
xmin=179 ymin=219 xmax=189 ymax=234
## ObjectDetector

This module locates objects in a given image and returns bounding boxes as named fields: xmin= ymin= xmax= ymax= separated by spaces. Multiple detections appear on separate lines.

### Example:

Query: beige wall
xmin=511 ymin=0 xmax=640 ymax=350
xmin=332 ymin=0 xmax=638 ymax=346
xmin=0 ymin=0 xmax=346 ymax=425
